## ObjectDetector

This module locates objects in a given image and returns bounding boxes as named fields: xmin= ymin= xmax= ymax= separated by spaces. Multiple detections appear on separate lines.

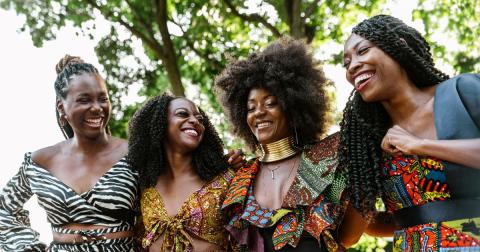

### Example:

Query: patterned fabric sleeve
xmin=0 ymin=155 xmax=47 ymax=251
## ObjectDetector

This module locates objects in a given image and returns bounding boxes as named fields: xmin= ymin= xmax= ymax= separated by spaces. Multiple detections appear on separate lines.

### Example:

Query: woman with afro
xmin=128 ymin=93 xmax=243 ymax=251
xmin=341 ymin=14 xmax=480 ymax=251
xmin=215 ymin=38 xmax=362 ymax=251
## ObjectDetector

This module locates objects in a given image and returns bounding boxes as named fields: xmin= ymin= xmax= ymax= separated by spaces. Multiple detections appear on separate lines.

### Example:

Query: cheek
xmin=346 ymin=73 xmax=354 ymax=85
xmin=246 ymin=114 xmax=255 ymax=129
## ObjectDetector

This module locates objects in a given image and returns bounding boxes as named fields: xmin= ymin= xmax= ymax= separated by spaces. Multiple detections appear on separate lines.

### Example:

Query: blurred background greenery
xmin=2 ymin=0 xmax=478 ymax=249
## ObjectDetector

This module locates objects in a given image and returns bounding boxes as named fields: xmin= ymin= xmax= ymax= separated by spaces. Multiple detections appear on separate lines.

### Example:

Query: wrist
xmin=414 ymin=138 xmax=432 ymax=155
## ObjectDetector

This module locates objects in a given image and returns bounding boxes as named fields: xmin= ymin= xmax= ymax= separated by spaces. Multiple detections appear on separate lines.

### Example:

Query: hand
xmin=381 ymin=125 xmax=424 ymax=156
xmin=226 ymin=149 xmax=246 ymax=170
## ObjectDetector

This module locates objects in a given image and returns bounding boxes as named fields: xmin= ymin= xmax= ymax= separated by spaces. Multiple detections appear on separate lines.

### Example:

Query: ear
xmin=56 ymin=99 xmax=65 ymax=115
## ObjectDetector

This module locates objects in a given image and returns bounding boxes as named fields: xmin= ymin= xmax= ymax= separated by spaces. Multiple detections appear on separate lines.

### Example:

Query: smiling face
xmin=343 ymin=33 xmax=408 ymax=102
xmin=246 ymin=88 xmax=291 ymax=145
xmin=58 ymin=73 xmax=110 ymax=139
xmin=165 ymin=98 xmax=205 ymax=153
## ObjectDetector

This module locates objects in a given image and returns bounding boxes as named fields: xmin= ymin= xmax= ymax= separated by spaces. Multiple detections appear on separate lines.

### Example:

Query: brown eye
xmin=358 ymin=47 xmax=370 ymax=55
xmin=176 ymin=111 xmax=189 ymax=117
xmin=196 ymin=115 xmax=204 ymax=123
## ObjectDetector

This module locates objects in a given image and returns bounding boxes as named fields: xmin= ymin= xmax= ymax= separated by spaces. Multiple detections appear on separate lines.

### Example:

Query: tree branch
xmin=84 ymin=0 xmax=165 ymax=59
xmin=154 ymin=0 xmax=185 ymax=96
xmin=303 ymin=0 xmax=321 ymax=20
xmin=223 ymin=0 xmax=282 ymax=37
xmin=170 ymin=19 xmax=223 ymax=71
xmin=125 ymin=0 xmax=157 ymax=41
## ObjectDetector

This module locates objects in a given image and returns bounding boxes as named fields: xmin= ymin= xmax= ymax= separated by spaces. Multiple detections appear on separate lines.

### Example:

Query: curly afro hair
xmin=339 ymin=15 xmax=450 ymax=217
xmin=215 ymin=37 xmax=330 ymax=151
xmin=127 ymin=93 xmax=229 ymax=189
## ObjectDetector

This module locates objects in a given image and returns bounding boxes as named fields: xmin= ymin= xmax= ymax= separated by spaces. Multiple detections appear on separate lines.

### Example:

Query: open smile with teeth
xmin=85 ymin=118 xmax=103 ymax=127
xmin=354 ymin=72 xmax=375 ymax=88
xmin=256 ymin=122 xmax=272 ymax=129
xmin=183 ymin=128 xmax=199 ymax=137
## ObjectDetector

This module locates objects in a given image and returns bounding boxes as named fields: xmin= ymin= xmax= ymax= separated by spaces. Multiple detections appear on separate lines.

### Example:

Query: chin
xmin=358 ymin=91 xmax=379 ymax=103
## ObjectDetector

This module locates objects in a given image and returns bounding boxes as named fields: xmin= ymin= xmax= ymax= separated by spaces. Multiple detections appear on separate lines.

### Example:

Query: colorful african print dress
xmin=140 ymin=168 xmax=235 ymax=252
xmin=222 ymin=133 xmax=347 ymax=251
xmin=382 ymin=154 xmax=480 ymax=251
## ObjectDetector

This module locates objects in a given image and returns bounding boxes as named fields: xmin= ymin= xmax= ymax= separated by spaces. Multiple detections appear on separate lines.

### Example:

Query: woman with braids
xmin=128 ymin=93 xmax=245 ymax=251
xmin=0 ymin=55 xmax=138 ymax=251
xmin=215 ymin=38 xmax=362 ymax=251
xmin=341 ymin=14 xmax=480 ymax=251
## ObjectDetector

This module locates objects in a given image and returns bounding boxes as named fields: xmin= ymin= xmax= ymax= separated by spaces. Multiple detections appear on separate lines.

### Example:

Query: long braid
xmin=340 ymin=15 xmax=450 ymax=217
xmin=54 ymin=55 xmax=100 ymax=139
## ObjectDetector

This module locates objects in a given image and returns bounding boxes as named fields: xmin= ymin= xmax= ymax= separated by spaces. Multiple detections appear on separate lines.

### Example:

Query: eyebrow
xmin=344 ymin=40 xmax=363 ymax=58
xmin=174 ymin=107 xmax=201 ymax=114
xmin=248 ymin=95 xmax=275 ymax=102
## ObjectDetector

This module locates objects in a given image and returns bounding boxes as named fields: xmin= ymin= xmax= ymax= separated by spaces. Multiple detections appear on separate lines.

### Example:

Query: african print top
xmin=222 ymin=133 xmax=347 ymax=251
xmin=382 ymin=154 xmax=480 ymax=251
xmin=0 ymin=152 xmax=139 ymax=252
xmin=140 ymin=168 xmax=235 ymax=252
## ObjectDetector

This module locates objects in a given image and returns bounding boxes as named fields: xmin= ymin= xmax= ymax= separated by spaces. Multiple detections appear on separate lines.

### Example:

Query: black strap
xmin=393 ymin=198 xmax=480 ymax=229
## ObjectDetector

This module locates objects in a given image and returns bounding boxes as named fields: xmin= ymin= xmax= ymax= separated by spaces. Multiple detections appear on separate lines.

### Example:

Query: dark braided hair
xmin=215 ymin=37 xmax=329 ymax=151
xmin=339 ymin=15 xmax=450 ymax=217
xmin=54 ymin=55 xmax=101 ymax=139
xmin=127 ymin=93 xmax=229 ymax=189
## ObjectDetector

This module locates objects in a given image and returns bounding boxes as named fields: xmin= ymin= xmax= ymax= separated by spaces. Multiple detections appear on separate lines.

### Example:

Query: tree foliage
xmin=1 ymin=0 xmax=478 ymax=140
xmin=2 ymin=1 xmax=478 ymax=250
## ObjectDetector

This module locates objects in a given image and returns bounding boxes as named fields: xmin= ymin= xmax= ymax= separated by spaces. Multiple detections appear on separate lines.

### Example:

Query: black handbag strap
xmin=393 ymin=198 xmax=480 ymax=229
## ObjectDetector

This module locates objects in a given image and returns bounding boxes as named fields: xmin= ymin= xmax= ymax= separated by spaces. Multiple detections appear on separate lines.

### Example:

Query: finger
xmin=226 ymin=149 xmax=235 ymax=163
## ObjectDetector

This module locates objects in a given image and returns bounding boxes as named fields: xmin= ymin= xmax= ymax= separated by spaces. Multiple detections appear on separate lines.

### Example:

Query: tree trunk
xmin=156 ymin=0 xmax=185 ymax=96
xmin=289 ymin=0 xmax=304 ymax=39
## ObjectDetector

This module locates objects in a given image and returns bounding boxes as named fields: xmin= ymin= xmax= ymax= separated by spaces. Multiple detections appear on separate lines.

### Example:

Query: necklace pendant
xmin=271 ymin=170 xmax=275 ymax=180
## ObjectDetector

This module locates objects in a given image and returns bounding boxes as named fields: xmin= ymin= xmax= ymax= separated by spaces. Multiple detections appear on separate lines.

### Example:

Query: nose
xmin=253 ymin=106 xmax=267 ymax=117
xmin=90 ymin=101 xmax=102 ymax=113
xmin=187 ymin=115 xmax=200 ymax=125
xmin=347 ymin=57 xmax=362 ymax=76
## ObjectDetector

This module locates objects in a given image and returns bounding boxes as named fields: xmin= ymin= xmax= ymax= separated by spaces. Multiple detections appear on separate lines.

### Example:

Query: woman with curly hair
xmin=128 ymin=93 xmax=244 ymax=251
xmin=0 ymin=55 xmax=138 ymax=251
xmin=215 ymin=38 xmax=362 ymax=251
xmin=341 ymin=14 xmax=480 ymax=251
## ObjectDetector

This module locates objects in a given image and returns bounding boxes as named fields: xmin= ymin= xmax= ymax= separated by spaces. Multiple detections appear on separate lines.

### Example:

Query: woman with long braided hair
xmin=0 ymin=55 xmax=139 ymax=251
xmin=341 ymin=15 xmax=480 ymax=251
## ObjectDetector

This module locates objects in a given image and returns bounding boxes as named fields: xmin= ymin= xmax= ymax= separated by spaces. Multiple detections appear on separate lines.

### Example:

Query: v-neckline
xmin=28 ymin=153 xmax=124 ymax=197
xmin=152 ymin=178 xmax=213 ymax=218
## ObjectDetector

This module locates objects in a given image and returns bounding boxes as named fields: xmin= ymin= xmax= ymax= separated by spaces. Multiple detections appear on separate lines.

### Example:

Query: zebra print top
xmin=0 ymin=152 xmax=139 ymax=251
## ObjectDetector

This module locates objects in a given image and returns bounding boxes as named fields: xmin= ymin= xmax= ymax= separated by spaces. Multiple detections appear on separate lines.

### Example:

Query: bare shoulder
xmin=31 ymin=142 xmax=65 ymax=169
xmin=109 ymin=136 xmax=128 ymax=157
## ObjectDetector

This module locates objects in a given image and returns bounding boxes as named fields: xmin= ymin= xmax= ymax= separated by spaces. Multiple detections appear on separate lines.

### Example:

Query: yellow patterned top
xmin=140 ymin=169 xmax=235 ymax=252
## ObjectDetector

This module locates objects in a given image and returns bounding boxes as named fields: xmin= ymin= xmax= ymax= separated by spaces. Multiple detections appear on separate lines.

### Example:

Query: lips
xmin=256 ymin=121 xmax=272 ymax=129
xmin=84 ymin=117 xmax=103 ymax=128
xmin=182 ymin=127 xmax=199 ymax=137
xmin=354 ymin=71 xmax=375 ymax=91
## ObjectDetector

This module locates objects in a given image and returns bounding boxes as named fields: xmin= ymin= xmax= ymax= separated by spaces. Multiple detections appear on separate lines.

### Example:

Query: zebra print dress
xmin=0 ymin=152 xmax=139 ymax=252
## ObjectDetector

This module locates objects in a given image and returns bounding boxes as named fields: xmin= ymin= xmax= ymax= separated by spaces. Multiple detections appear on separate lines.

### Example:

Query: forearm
xmin=416 ymin=138 xmax=480 ymax=169
xmin=337 ymin=205 xmax=367 ymax=248
xmin=365 ymin=212 xmax=397 ymax=237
